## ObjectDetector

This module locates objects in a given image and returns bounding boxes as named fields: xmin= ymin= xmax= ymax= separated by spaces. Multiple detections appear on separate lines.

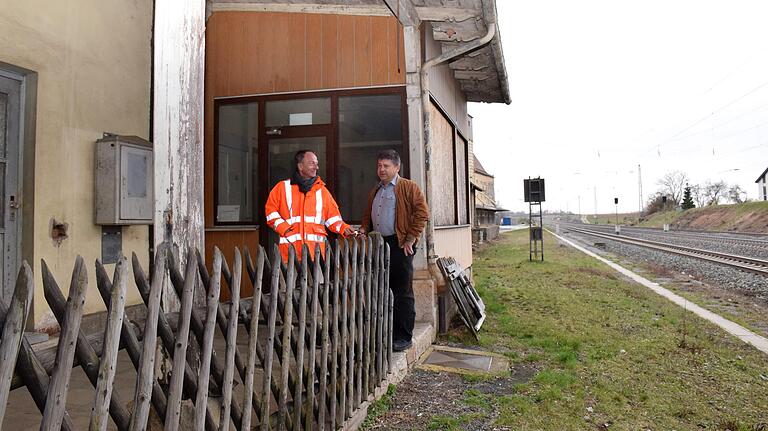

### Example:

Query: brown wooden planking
xmin=207 ymin=11 xmax=404 ymax=96
xmin=306 ymin=14 xmax=324 ymax=90
xmin=354 ymin=16 xmax=372 ymax=87
xmin=204 ymin=230 xmax=258 ymax=301
xmin=371 ymin=17 xmax=390 ymax=86
xmin=288 ymin=14 xmax=307 ymax=92
xmin=321 ymin=15 xmax=339 ymax=89
xmin=337 ymin=15 xmax=357 ymax=88
xmin=387 ymin=19 xmax=405 ymax=83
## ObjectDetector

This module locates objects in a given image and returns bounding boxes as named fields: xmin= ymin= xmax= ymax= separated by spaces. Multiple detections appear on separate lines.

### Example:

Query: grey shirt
xmin=371 ymin=175 xmax=398 ymax=236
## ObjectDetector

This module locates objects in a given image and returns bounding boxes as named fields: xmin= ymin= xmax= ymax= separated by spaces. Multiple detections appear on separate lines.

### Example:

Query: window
xmin=265 ymin=98 xmax=330 ymax=127
xmin=216 ymin=102 xmax=258 ymax=223
xmin=429 ymin=102 xmax=470 ymax=227
xmin=338 ymin=94 xmax=403 ymax=221
xmin=213 ymin=88 xmax=406 ymax=228
xmin=455 ymin=132 xmax=469 ymax=225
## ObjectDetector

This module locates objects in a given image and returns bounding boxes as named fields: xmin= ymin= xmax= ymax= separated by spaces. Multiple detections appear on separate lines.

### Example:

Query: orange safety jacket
xmin=265 ymin=177 xmax=350 ymax=262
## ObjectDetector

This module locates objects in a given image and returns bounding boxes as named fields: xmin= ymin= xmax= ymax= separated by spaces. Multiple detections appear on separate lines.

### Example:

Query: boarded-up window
xmin=429 ymin=102 xmax=470 ymax=227
xmin=455 ymin=132 xmax=468 ymax=225
xmin=430 ymin=104 xmax=456 ymax=226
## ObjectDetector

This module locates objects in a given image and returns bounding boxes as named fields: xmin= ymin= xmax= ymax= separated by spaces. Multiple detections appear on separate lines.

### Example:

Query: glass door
xmin=0 ymin=75 xmax=21 ymax=300
xmin=259 ymin=96 xmax=334 ymax=249
xmin=264 ymin=135 xmax=329 ymax=248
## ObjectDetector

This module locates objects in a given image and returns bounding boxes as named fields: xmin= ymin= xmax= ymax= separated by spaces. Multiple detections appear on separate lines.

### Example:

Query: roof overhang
xmin=756 ymin=167 xmax=768 ymax=183
xmin=416 ymin=0 xmax=510 ymax=104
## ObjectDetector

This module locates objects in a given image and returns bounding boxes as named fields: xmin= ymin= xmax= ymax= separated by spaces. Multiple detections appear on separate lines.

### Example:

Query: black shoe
xmin=393 ymin=339 xmax=412 ymax=352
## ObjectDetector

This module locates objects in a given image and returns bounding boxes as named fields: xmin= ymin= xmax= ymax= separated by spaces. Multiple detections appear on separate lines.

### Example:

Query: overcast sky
xmin=468 ymin=0 xmax=768 ymax=214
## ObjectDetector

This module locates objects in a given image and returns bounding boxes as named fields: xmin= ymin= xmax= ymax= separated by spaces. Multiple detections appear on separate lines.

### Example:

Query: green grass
xmin=638 ymin=200 xmax=768 ymax=230
xmin=460 ymin=229 xmax=768 ymax=430
xmin=359 ymin=384 xmax=396 ymax=430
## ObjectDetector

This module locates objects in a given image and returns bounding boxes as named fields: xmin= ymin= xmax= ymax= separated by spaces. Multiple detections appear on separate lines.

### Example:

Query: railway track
xmin=565 ymin=226 xmax=768 ymax=277
xmin=561 ymin=223 xmax=768 ymax=250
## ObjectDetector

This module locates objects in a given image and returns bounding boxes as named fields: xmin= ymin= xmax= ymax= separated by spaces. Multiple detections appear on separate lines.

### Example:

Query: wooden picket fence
xmin=0 ymin=234 xmax=392 ymax=430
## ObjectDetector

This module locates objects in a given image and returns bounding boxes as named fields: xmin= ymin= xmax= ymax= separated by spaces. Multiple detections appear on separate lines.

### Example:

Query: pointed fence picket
xmin=0 ymin=234 xmax=392 ymax=430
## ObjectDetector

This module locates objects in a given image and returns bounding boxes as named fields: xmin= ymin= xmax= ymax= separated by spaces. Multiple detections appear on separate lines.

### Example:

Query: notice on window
xmin=289 ymin=113 xmax=313 ymax=126
xmin=217 ymin=205 xmax=241 ymax=222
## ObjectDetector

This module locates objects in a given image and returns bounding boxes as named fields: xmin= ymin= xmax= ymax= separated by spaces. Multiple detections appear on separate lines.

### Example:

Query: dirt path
xmin=365 ymin=351 xmax=538 ymax=430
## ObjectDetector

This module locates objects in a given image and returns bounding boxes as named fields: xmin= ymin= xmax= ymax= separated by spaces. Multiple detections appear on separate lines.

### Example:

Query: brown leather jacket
xmin=361 ymin=177 xmax=429 ymax=248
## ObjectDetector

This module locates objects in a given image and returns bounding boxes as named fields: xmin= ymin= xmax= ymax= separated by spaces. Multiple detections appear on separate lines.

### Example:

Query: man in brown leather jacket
xmin=360 ymin=149 xmax=429 ymax=351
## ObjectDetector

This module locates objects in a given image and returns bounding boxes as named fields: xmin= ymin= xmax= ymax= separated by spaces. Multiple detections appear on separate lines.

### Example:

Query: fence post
xmin=90 ymin=257 xmax=129 ymax=431
xmin=0 ymin=262 xmax=34 ymax=424
xmin=40 ymin=257 xmax=89 ymax=431
xmin=242 ymin=246 xmax=265 ymax=431
xmin=194 ymin=247 xmax=222 ymax=430
xmin=164 ymin=248 xmax=197 ymax=431
xmin=219 ymin=248 xmax=242 ymax=430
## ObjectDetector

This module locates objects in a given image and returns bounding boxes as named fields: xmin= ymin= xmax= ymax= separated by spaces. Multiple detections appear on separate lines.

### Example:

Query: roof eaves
xmin=756 ymin=166 xmax=768 ymax=183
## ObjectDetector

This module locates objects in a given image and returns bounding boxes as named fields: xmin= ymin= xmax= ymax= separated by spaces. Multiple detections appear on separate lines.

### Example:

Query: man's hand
xmin=342 ymin=226 xmax=358 ymax=237
xmin=403 ymin=240 xmax=415 ymax=256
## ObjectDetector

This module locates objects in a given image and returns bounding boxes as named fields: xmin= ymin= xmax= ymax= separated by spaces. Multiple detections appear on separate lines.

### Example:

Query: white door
xmin=0 ymin=74 xmax=22 ymax=300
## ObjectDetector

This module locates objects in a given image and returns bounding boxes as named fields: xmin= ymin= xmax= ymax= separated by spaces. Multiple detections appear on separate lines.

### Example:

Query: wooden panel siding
xmin=205 ymin=230 xmax=257 ymax=301
xmin=204 ymin=13 xmax=405 ymax=287
xmin=205 ymin=12 xmax=404 ymax=99
xmin=434 ymin=226 xmax=473 ymax=270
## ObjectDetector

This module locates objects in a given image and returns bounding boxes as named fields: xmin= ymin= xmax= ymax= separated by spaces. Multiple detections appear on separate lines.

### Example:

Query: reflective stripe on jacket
xmin=265 ymin=177 xmax=350 ymax=262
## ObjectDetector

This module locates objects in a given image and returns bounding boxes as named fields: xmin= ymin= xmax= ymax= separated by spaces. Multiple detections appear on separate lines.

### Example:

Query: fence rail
xmin=0 ymin=234 xmax=392 ymax=430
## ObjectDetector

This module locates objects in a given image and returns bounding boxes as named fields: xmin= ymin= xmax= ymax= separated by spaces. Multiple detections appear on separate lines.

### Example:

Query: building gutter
xmin=420 ymin=22 xmax=496 ymax=264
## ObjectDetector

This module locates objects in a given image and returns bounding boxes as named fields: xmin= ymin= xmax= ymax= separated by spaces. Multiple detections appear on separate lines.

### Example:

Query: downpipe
xmin=420 ymin=22 xmax=497 ymax=266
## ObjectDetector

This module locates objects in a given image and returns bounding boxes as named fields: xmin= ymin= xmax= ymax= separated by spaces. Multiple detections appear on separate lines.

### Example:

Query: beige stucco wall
xmin=0 ymin=0 xmax=152 ymax=327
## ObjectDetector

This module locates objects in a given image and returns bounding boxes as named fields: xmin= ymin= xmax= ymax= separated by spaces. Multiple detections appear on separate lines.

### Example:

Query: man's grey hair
xmin=377 ymin=149 xmax=401 ymax=166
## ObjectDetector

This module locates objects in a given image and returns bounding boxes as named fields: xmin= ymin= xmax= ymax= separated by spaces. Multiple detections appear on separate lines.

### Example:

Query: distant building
xmin=471 ymin=154 xmax=504 ymax=243
xmin=757 ymin=167 xmax=768 ymax=201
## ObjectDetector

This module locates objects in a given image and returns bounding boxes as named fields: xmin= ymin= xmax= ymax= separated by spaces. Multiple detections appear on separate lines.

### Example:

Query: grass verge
xmin=447 ymin=229 xmax=768 ymax=430
xmin=360 ymin=384 xmax=397 ymax=430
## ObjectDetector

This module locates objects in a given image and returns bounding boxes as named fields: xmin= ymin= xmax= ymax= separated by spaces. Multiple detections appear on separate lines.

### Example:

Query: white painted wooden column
xmin=153 ymin=0 xmax=206 ymax=310
xmin=404 ymin=25 xmax=428 ymax=270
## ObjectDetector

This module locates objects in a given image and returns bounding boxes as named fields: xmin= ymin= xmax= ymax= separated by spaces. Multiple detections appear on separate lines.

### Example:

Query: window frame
xmin=213 ymin=85 xmax=409 ymax=227
xmin=429 ymin=97 xmax=471 ymax=228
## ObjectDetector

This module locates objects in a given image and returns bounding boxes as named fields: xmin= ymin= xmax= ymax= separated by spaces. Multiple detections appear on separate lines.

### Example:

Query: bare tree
xmin=727 ymin=184 xmax=747 ymax=204
xmin=691 ymin=184 xmax=707 ymax=208
xmin=704 ymin=180 xmax=728 ymax=205
xmin=656 ymin=170 xmax=689 ymax=204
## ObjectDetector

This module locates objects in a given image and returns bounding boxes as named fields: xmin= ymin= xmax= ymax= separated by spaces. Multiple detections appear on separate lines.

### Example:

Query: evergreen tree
xmin=681 ymin=184 xmax=695 ymax=210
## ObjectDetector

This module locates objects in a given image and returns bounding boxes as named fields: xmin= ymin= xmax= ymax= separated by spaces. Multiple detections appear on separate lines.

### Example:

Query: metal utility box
xmin=94 ymin=134 xmax=154 ymax=225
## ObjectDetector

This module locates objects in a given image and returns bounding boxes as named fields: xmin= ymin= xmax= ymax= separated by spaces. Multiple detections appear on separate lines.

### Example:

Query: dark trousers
xmin=383 ymin=235 xmax=415 ymax=342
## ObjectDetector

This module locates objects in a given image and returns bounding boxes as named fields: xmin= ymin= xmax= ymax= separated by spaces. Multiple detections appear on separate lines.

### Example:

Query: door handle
xmin=9 ymin=195 xmax=20 ymax=209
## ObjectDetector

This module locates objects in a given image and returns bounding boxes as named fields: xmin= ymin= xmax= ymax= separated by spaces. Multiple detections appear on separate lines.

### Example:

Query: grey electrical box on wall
xmin=94 ymin=133 xmax=154 ymax=225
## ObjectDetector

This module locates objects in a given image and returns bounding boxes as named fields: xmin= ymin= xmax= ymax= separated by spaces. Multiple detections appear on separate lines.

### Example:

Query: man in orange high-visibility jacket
xmin=265 ymin=150 xmax=356 ymax=262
